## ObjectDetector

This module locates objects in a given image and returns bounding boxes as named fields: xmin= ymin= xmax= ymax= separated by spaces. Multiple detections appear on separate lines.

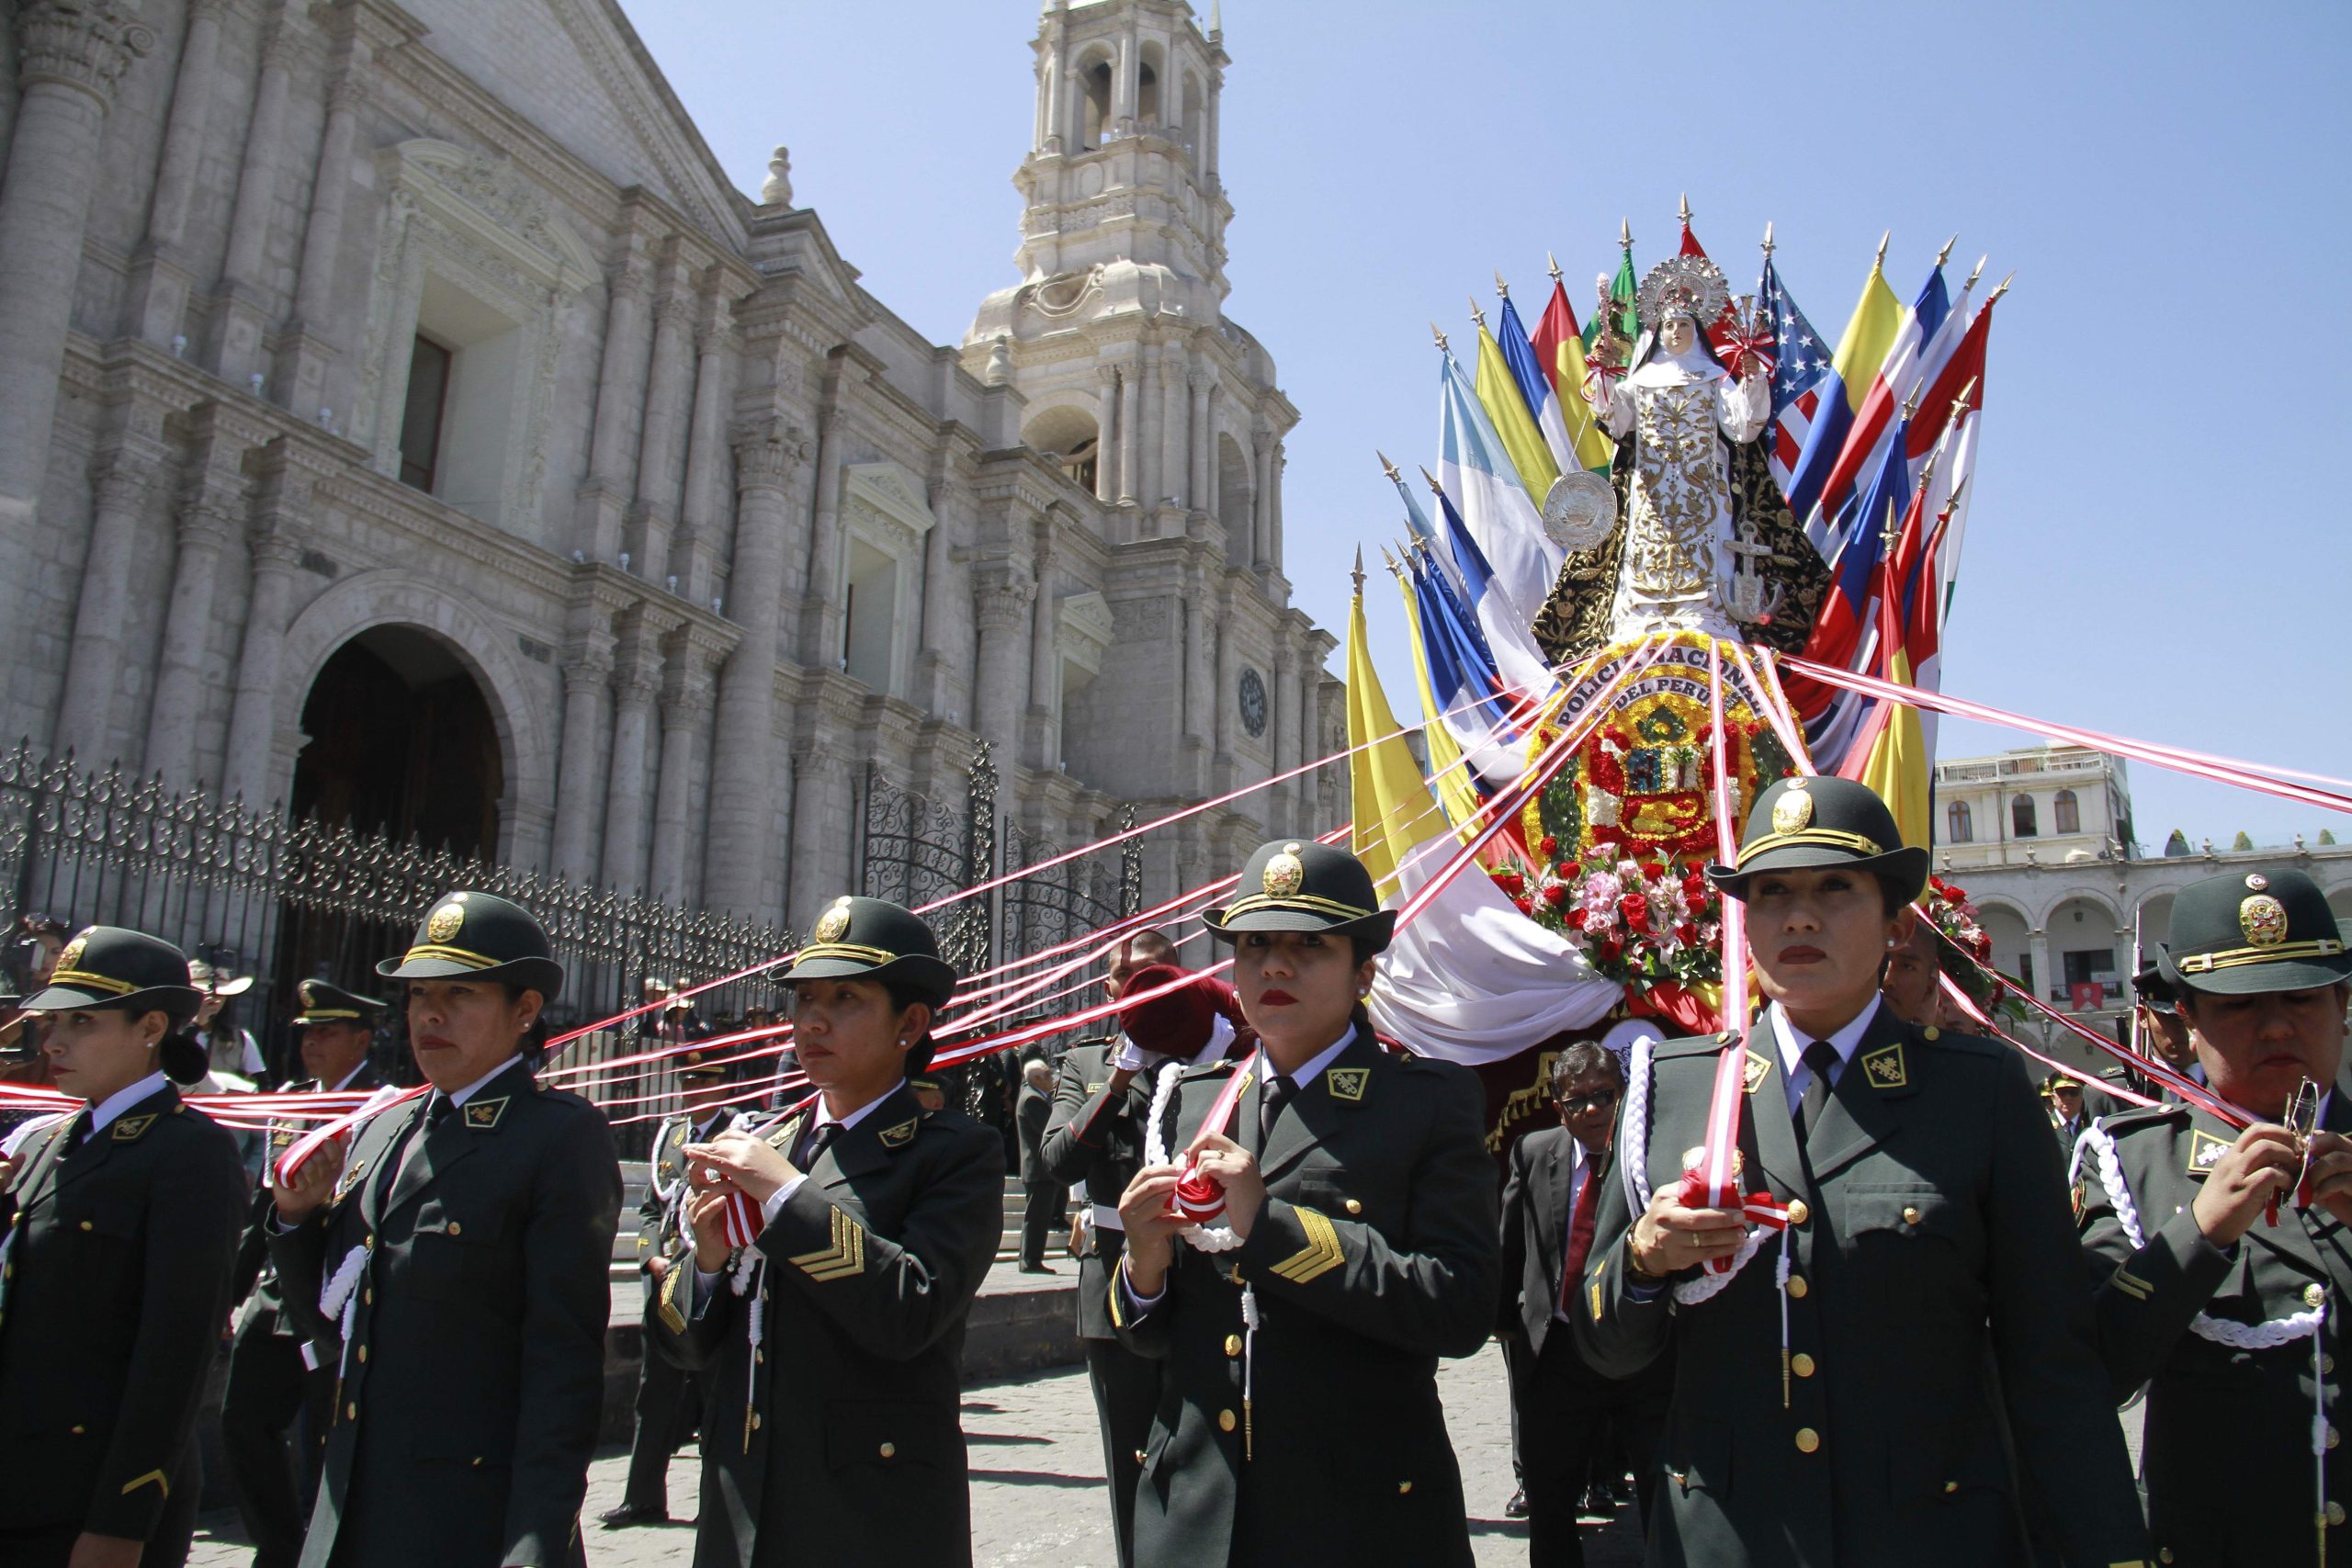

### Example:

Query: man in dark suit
xmin=600 ymin=1042 xmax=746 ymax=1529
xmin=1017 ymin=1056 xmax=1065 ymax=1272
xmin=1500 ymin=1042 xmax=1671 ymax=1566
xmin=220 ymin=979 xmax=385 ymax=1568
xmin=2076 ymin=867 xmax=2352 ymax=1566
xmin=268 ymin=891 xmax=622 ymax=1568
xmin=1576 ymin=777 xmax=2147 ymax=1568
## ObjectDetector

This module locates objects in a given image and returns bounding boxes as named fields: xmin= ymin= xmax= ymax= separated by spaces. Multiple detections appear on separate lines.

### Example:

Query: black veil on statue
xmin=1532 ymin=315 xmax=1829 ymax=669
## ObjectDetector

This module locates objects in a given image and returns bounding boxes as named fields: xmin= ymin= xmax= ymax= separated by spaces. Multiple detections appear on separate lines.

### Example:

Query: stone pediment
xmin=842 ymin=461 xmax=934 ymax=551
xmin=1057 ymin=590 xmax=1116 ymax=674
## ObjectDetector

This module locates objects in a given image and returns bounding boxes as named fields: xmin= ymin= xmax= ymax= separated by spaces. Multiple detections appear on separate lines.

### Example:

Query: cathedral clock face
xmin=1238 ymin=667 xmax=1268 ymax=738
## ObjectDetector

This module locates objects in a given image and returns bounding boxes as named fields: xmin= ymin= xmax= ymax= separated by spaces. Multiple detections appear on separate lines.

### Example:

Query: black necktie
xmin=1259 ymin=1075 xmax=1295 ymax=1156
xmin=797 ymin=1121 xmax=839 ymax=1171
xmin=61 ymin=1109 xmax=93 ymax=1152
xmin=1796 ymin=1041 xmax=1841 ymax=1146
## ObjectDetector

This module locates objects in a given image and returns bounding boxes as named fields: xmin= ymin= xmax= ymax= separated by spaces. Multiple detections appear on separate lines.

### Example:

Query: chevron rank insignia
xmin=876 ymin=1119 xmax=916 ymax=1149
xmin=1860 ymin=1043 xmax=1907 ymax=1089
xmin=789 ymin=1206 xmax=868 ymax=1282
xmin=1324 ymin=1066 xmax=1369 ymax=1102
xmin=464 ymin=1098 xmax=508 ymax=1130
xmin=656 ymin=1261 xmax=688 ymax=1334
xmin=111 ymin=1114 xmax=156 ymax=1142
xmin=1269 ymin=1205 xmax=1343 ymax=1285
xmin=1742 ymin=1050 xmax=1773 ymax=1095
xmin=2188 ymin=1130 xmax=2231 ymax=1176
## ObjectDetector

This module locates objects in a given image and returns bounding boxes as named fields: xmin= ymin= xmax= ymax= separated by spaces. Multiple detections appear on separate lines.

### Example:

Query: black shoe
xmin=599 ymin=1504 xmax=667 ymax=1530
xmin=1575 ymin=1486 xmax=1616 ymax=1527
xmin=1018 ymin=1262 xmax=1054 ymax=1273
xmin=1504 ymin=1487 xmax=1529 ymax=1519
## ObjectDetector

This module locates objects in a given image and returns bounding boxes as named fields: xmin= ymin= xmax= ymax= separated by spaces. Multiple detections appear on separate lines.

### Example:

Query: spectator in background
xmin=1017 ymin=1055 xmax=1064 ymax=1273
xmin=1876 ymin=913 xmax=1944 ymax=1030
xmin=188 ymin=959 xmax=266 ymax=1084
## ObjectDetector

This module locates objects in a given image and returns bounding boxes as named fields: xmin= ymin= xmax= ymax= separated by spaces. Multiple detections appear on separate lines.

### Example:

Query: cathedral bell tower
xmin=966 ymin=0 xmax=1294 ymax=581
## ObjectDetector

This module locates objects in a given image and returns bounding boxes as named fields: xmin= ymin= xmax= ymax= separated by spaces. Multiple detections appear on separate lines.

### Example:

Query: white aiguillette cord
xmin=1142 ymin=1049 xmax=1266 ymax=1458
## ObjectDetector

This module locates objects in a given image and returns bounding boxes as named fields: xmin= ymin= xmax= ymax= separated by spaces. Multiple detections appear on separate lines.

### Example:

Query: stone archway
xmin=291 ymin=625 xmax=503 ymax=859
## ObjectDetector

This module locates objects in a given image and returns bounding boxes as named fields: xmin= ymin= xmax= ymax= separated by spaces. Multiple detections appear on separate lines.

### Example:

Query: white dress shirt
xmin=1770 ymin=996 xmax=1885 ymax=1118
xmin=84 ymin=1069 xmax=169 ymax=1137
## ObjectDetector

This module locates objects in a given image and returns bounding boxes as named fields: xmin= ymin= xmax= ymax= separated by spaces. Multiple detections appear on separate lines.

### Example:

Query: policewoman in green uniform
xmin=222 ymin=979 xmax=387 ymax=1568
xmin=1112 ymin=840 xmax=1499 ymax=1567
xmin=653 ymin=895 xmax=1002 ymax=1568
xmin=2075 ymin=867 xmax=2352 ymax=1565
xmin=267 ymin=891 xmax=622 ymax=1568
xmin=0 ymin=927 xmax=246 ymax=1567
xmin=1575 ymin=776 xmax=2149 ymax=1568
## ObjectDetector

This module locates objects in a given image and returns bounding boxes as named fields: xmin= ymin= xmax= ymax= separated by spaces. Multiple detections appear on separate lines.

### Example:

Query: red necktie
xmin=1560 ymin=1160 xmax=1600 ymax=1313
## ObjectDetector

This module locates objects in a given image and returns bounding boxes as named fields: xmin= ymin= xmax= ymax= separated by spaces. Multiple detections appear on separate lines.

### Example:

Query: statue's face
xmin=1661 ymin=316 xmax=1695 ymax=355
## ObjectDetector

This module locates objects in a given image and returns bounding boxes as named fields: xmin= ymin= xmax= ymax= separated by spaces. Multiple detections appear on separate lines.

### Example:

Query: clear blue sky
xmin=620 ymin=0 xmax=2352 ymax=852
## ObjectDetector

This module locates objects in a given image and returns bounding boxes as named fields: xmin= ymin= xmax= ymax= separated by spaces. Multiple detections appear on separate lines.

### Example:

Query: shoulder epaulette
xmin=2099 ymin=1102 xmax=2190 ymax=1137
xmin=1178 ymin=1057 xmax=1242 ymax=1083
xmin=1654 ymin=1032 xmax=1733 ymax=1062
xmin=1911 ymin=1023 xmax=2003 ymax=1057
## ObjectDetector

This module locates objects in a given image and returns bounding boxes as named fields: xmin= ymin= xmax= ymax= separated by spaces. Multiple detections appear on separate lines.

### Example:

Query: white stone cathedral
xmin=0 ymin=0 xmax=1341 ymax=936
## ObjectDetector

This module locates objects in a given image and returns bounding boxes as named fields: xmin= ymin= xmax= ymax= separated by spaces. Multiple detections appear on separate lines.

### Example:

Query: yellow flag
xmin=1553 ymin=333 xmax=1616 ymax=472
xmin=1473 ymin=322 xmax=1560 ymax=501
xmin=1347 ymin=586 xmax=1444 ymax=902
xmin=1829 ymin=260 xmax=1903 ymax=416
xmin=1394 ymin=570 xmax=1484 ymax=839
xmin=1860 ymin=643 xmax=1931 ymax=855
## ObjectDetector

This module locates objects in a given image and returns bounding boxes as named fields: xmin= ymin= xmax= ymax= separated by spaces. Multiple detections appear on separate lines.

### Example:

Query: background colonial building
xmin=0 ymin=0 xmax=1342 ymax=967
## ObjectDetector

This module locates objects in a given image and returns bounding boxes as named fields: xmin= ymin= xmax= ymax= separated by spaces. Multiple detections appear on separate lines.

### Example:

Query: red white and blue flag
xmin=1758 ymin=255 xmax=1831 ymax=498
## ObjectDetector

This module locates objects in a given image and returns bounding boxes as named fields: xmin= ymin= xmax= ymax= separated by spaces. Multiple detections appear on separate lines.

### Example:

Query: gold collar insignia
xmin=877 ymin=1118 xmax=917 ymax=1149
xmin=463 ymin=1098 xmax=508 ymax=1130
xmin=1742 ymin=1049 xmax=1774 ymax=1095
xmin=2188 ymin=1129 xmax=2232 ymax=1176
xmin=1860 ymin=1043 xmax=1907 ymax=1089
xmin=1324 ymin=1066 xmax=1369 ymax=1102
xmin=111 ymin=1113 xmax=156 ymax=1142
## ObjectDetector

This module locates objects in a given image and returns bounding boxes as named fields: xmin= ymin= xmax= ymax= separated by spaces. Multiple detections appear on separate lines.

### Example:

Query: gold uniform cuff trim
xmin=1269 ymin=1205 xmax=1344 ymax=1285
xmin=788 ymin=1205 xmax=867 ymax=1281
xmin=119 ymin=1468 xmax=169 ymax=1499
xmin=796 ymin=941 xmax=899 ymax=965
xmin=2175 ymin=938 xmax=2346 ymax=975
xmin=49 ymin=968 xmax=137 ymax=997
xmin=1219 ymin=892 xmax=1379 ymax=922
xmin=1736 ymin=827 xmax=1887 ymax=865
xmin=657 ymin=1261 xmax=687 ymax=1334
xmin=399 ymin=943 xmax=501 ymax=971
xmin=2110 ymin=1267 xmax=2154 ymax=1302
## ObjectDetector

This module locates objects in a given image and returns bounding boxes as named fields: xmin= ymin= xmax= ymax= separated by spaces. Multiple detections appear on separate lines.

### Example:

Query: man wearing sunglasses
xmin=1499 ymin=1042 xmax=1672 ymax=1565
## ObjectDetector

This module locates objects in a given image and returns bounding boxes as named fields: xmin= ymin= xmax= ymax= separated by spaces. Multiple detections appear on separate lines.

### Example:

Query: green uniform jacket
xmin=2076 ymin=1094 xmax=2352 ymax=1566
xmin=1041 ymin=1037 xmax=1152 ymax=1341
xmin=0 ymin=1083 xmax=245 ymax=1542
xmin=646 ymin=1082 xmax=1003 ymax=1568
xmin=268 ymin=1059 xmax=621 ymax=1568
xmin=1110 ymin=1028 xmax=1498 ymax=1567
xmin=1575 ymin=1010 xmax=2149 ymax=1568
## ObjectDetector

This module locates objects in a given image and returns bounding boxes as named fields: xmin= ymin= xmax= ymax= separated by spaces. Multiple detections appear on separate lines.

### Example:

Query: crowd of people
xmin=0 ymin=774 xmax=2345 ymax=1567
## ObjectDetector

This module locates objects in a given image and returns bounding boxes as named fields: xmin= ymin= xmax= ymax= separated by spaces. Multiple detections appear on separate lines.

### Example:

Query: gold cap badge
xmin=300 ymin=980 xmax=320 ymax=1005
xmin=2238 ymin=894 xmax=2289 ymax=947
xmin=814 ymin=900 xmax=853 ymax=943
xmin=2245 ymin=872 xmax=2269 ymax=891
xmin=1262 ymin=850 xmax=1306 ymax=897
xmin=425 ymin=903 xmax=464 ymax=943
xmin=1770 ymin=783 xmax=1814 ymax=834
xmin=57 ymin=935 xmax=86 ymax=971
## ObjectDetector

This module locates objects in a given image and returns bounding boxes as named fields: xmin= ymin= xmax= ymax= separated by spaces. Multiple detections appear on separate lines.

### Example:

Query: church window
xmin=2012 ymin=794 xmax=2039 ymax=838
xmin=1081 ymin=62 xmax=1112 ymax=147
xmin=398 ymin=335 xmax=453 ymax=492
xmin=1946 ymin=799 xmax=1973 ymax=843
xmin=2052 ymin=788 xmax=2081 ymax=835
xmin=842 ymin=538 xmax=899 ymax=692
xmin=1136 ymin=63 xmax=1159 ymax=126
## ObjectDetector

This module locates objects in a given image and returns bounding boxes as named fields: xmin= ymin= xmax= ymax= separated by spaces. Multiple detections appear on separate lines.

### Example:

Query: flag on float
xmin=1783 ymin=243 xmax=1902 ymax=538
xmin=1473 ymin=307 xmax=1561 ymax=502
xmin=1389 ymin=555 xmax=1488 ymax=832
xmin=1380 ymin=451 xmax=1440 ymax=555
xmin=1807 ymin=253 xmax=1968 ymax=561
xmin=1837 ymin=468 xmax=1941 ymax=850
xmin=1798 ymin=406 xmax=1915 ymax=768
xmin=1903 ymin=280 xmax=2003 ymax=627
xmin=1435 ymin=346 xmax=1562 ymax=634
xmin=1424 ymin=471 xmax=1555 ymax=698
xmin=1586 ymin=231 xmax=1638 ymax=346
xmin=1759 ymin=250 xmax=1833 ymax=498
xmin=1404 ymin=547 xmax=1526 ymax=791
xmin=1532 ymin=266 xmax=1613 ymax=471
xmin=1495 ymin=282 xmax=1577 ymax=479
xmin=1344 ymin=588 xmax=1618 ymax=1062
xmin=1676 ymin=207 xmax=1745 ymax=343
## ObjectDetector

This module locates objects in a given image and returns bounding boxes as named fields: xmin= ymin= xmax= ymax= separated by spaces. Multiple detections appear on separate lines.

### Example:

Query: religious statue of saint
xmin=1532 ymin=254 xmax=1828 ymax=666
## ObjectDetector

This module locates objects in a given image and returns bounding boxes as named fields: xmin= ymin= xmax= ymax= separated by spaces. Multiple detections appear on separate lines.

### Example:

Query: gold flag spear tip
xmin=1915 ymin=447 xmax=1941 ymax=492
xmin=1351 ymin=545 xmax=1365 ymax=593
xmin=1376 ymin=450 xmax=1400 ymax=482
xmin=1546 ymin=250 xmax=1563 ymax=282
xmin=1966 ymin=254 xmax=1987 ymax=291
xmin=1467 ymin=293 xmax=1487 ymax=330
xmin=1494 ymin=268 xmax=1510 ymax=299
xmin=1679 ymin=192 xmax=1692 ymax=228
xmin=1417 ymin=464 xmax=1445 ymax=496
xmin=1430 ymin=322 xmax=1450 ymax=353
xmin=1936 ymin=232 xmax=1957 ymax=268
xmin=1945 ymin=474 xmax=1969 ymax=509
xmin=1901 ymin=383 xmax=1923 ymax=422
xmin=1761 ymin=220 xmax=1776 ymax=256
xmin=1948 ymin=376 xmax=1980 ymax=426
xmin=1620 ymin=217 xmax=1633 ymax=251
xmin=1988 ymin=271 xmax=2016 ymax=305
xmin=1874 ymin=230 xmax=1891 ymax=267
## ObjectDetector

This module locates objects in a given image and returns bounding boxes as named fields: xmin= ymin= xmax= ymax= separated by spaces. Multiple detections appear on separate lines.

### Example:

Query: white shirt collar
xmin=1268 ymin=1025 xmax=1359 ymax=1091
xmin=85 ymin=1070 xmax=168 ymax=1134
xmin=1770 ymin=996 xmax=1883 ymax=1115
xmin=439 ymin=1053 xmax=524 ymax=1110
xmin=329 ymin=1061 xmax=369 ymax=1092
xmin=815 ymin=1078 xmax=907 ymax=1133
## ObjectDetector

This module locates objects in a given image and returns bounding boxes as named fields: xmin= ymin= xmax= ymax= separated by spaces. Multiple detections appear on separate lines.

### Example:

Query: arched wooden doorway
xmin=290 ymin=625 xmax=504 ymax=859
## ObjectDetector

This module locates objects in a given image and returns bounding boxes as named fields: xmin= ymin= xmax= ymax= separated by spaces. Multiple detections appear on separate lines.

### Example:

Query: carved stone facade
xmin=0 ymin=0 xmax=1340 ymax=936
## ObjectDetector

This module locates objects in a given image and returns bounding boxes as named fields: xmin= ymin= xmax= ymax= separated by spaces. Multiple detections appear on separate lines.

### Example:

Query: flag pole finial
xmin=1965 ymin=254 xmax=1987 ymax=292
xmin=1936 ymin=232 xmax=1958 ymax=268
xmin=1351 ymin=546 xmax=1365 ymax=594
xmin=1380 ymin=543 xmax=1402 ymax=576
xmin=1947 ymin=375 xmax=1980 ymax=430
xmin=1417 ymin=464 xmax=1445 ymax=498
xmin=1761 ymin=220 xmax=1776 ymax=258
xmin=1987 ymin=271 xmax=2015 ymax=305
xmin=1900 ymin=384 xmax=1923 ymax=423
xmin=1546 ymin=250 xmax=1562 ymax=282
xmin=1430 ymin=322 xmax=1450 ymax=354
xmin=1874 ymin=230 xmax=1890 ymax=268
xmin=1914 ymin=447 xmax=1941 ymax=495
xmin=1620 ymin=217 xmax=1634 ymax=253
xmin=1467 ymin=293 xmax=1487 ymax=330
xmin=1494 ymin=268 xmax=1510 ymax=300
xmin=1679 ymin=192 xmax=1692 ymax=229
xmin=1376 ymin=449 xmax=1400 ymax=483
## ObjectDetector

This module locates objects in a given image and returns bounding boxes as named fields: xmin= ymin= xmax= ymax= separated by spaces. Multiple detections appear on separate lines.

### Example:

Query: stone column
xmin=800 ymin=358 xmax=867 ymax=665
xmin=0 ymin=2 xmax=150 ymax=501
xmin=1094 ymin=365 xmax=1119 ymax=503
xmin=575 ymin=243 xmax=654 ymax=563
xmin=1184 ymin=578 xmax=1214 ymax=750
xmin=626 ymin=274 xmax=697 ymax=581
xmin=221 ymin=441 xmax=319 ymax=807
xmin=1188 ymin=367 xmax=1213 ymax=513
xmin=2029 ymin=928 xmax=2053 ymax=1006
xmin=1026 ymin=536 xmax=1058 ymax=770
xmin=1270 ymin=643 xmax=1298 ymax=834
xmin=123 ymin=0 xmax=229 ymax=347
xmin=1113 ymin=28 xmax=1136 ymax=125
xmin=278 ymin=6 xmax=393 ymax=416
xmin=54 ymin=446 xmax=160 ymax=762
xmin=548 ymin=630 xmax=614 ymax=884
xmin=598 ymin=621 xmax=663 ymax=893
xmin=674 ymin=290 xmax=736 ymax=602
xmin=1204 ymin=69 xmax=1222 ymax=181
xmin=1115 ymin=362 xmax=1140 ymax=506
xmin=1135 ymin=341 xmax=1159 ymax=511
xmin=647 ymin=633 xmax=718 ymax=904
xmin=1213 ymin=588 xmax=1238 ymax=764
xmin=1204 ymin=383 xmax=1222 ymax=516
xmin=1269 ymin=442 xmax=1287 ymax=571
xmin=1159 ymin=351 xmax=1188 ymax=511
xmin=915 ymin=468 xmax=968 ymax=718
xmin=210 ymin=17 xmax=299 ymax=389
xmin=702 ymin=420 xmax=807 ymax=918
xmin=1250 ymin=427 xmax=1275 ymax=570
xmin=1295 ymin=652 xmax=1320 ymax=826
xmin=786 ymin=750 xmax=848 ymax=932
xmin=144 ymin=420 xmax=256 ymax=785
xmin=973 ymin=569 xmax=1035 ymax=766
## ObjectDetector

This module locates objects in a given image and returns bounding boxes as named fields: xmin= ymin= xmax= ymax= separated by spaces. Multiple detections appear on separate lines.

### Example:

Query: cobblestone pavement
xmin=188 ymin=1340 xmax=1641 ymax=1566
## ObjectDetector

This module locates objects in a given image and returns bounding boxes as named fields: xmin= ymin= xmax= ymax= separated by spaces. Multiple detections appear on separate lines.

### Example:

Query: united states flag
xmin=1760 ymin=256 xmax=1829 ymax=499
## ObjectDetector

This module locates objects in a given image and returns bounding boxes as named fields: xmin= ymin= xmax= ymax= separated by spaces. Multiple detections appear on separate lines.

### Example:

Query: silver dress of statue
xmin=1588 ymin=255 xmax=1770 ymax=641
